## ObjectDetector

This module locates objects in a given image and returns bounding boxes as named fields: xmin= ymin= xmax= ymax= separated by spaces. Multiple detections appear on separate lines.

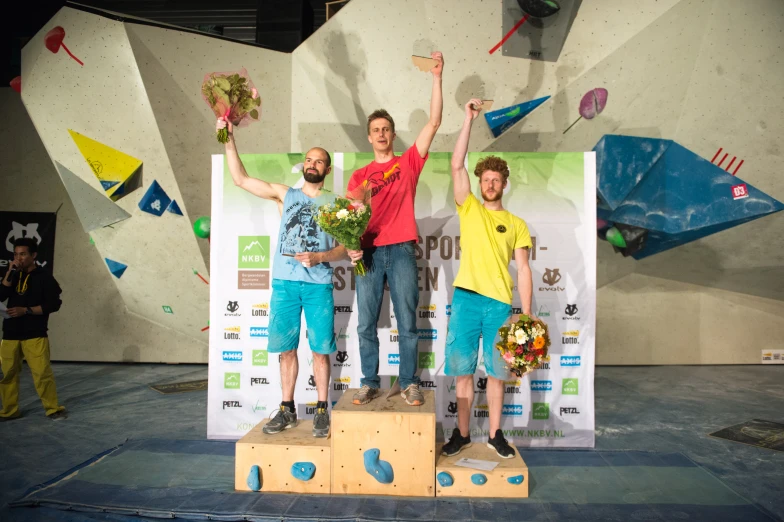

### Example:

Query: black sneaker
xmin=442 ymin=429 xmax=472 ymax=456
xmin=312 ymin=407 xmax=329 ymax=438
xmin=263 ymin=405 xmax=297 ymax=434
xmin=487 ymin=429 xmax=515 ymax=459
xmin=48 ymin=410 xmax=68 ymax=421
xmin=0 ymin=413 xmax=22 ymax=422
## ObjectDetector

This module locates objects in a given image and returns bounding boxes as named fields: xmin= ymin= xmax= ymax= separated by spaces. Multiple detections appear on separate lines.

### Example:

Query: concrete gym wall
xmin=0 ymin=89 xmax=205 ymax=362
xmin=292 ymin=0 xmax=784 ymax=364
xmin=9 ymin=0 xmax=783 ymax=363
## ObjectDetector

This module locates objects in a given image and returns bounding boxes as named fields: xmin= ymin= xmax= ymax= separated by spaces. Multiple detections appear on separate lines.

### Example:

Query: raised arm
xmin=218 ymin=119 xmax=289 ymax=203
xmin=514 ymin=247 xmax=534 ymax=317
xmin=414 ymin=51 xmax=444 ymax=158
xmin=451 ymin=98 xmax=484 ymax=206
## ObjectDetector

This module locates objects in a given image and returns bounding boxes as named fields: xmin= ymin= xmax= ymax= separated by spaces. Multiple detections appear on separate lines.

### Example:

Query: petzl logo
xmin=388 ymin=353 xmax=400 ymax=365
xmin=250 ymin=377 xmax=269 ymax=386
xmin=560 ymin=407 xmax=580 ymax=415
xmin=222 ymin=400 xmax=241 ymax=409
xmin=531 ymin=380 xmax=552 ymax=392
xmin=334 ymin=305 xmax=352 ymax=314
xmin=502 ymin=404 xmax=523 ymax=416
xmin=224 ymin=373 xmax=240 ymax=389
xmin=418 ymin=329 xmax=437 ymax=340
xmin=533 ymin=402 xmax=550 ymax=420
xmin=222 ymin=351 xmax=242 ymax=362
xmin=252 ymin=350 xmax=268 ymax=366
xmin=250 ymin=327 xmax=269 ymax=338
xmin=238 ymin=236 xmax=270 ymax=269
xmin=542 ymin=268 xmax=561 ymax=286
xmin=562 ymin=378 xmax=579 ymax=395
xmin=418 ymin=352 xmax=436 ymax=369
xmin=560 ymin=356 xmax=581 ymax=367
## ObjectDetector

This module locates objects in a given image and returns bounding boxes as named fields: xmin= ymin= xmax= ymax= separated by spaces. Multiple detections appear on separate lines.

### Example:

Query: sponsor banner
xmin=208 ymin=151 xmax=596 ymax=448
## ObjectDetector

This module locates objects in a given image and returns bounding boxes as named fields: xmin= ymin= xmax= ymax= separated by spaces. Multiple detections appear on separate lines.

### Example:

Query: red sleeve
xmin=402 ymin=145 xmax=428 ymax=183
xmin=347 ymin=168 xmax=361 ymax=193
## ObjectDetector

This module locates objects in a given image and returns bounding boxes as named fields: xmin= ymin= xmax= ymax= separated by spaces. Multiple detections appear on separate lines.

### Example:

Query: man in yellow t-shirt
xmin=442 ymin=99 xmax=535 ymax=459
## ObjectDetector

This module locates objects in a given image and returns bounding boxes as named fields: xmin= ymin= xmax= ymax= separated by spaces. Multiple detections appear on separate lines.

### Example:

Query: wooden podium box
xmin=435 ymin=443 xmax=529 ymax=498
xmin=235 ymin=419 xmax=331 ymax=494
xmin=331 ymin=389 xmax=436 ymax=497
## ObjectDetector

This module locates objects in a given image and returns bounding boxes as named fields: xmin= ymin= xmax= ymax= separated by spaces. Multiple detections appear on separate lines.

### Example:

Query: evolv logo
xmin=5 ymin=222 xmax=42 ymax=252
xmin=502 ymin=404 xmax=523 ymax=416
xmin=446 ymin=401 xmax=458 ymax=416
xmin=308 ymin=375 xmax=316 ymax=387
xmin=560 ymin=356 xmax=581 ymax=367
xmin=540 ymin=268 xmax=564 ymax=292
xmin=476 ymin=377 xmax=488 ymax=391
xmin=334 ymin=350 xmax=349 ymax=367
xmin=226 ymin=301 xmax=239 ymax=313
xmin=564 ymin=304 xmax=578 ymax=316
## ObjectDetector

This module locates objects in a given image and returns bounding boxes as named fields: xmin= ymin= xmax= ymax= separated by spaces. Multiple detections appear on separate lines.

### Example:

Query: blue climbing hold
xmin=363 ymin=448 xmax=394 ymax=484
xmin=437 ymin=471 xmax=454 ymax=487
xmin=104 ymin=258 xmax=127 ymax=279
xmin=507 ymin=474 xmax=525 ymax=485
xmin=471 ymin=473 xmax=487 ymax=485
xmin=247 ymin=465 xmax=261 ymax=491
xmin=291 ymin=462 xmax=316 ymax=481
xmin=166 ymin=199 xmax=183 ymax=216
xmin=138 ymin=180 xmax=171 ymax=217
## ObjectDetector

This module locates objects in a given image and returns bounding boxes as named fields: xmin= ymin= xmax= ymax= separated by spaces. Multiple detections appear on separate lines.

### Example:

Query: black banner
xmin=0 ymin=212 xmax=57 ymax=273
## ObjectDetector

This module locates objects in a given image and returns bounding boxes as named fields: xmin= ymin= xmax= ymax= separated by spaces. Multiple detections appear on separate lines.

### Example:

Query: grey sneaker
xmin=263 ymin=405 xmax=297 ymax=434
xmin=352 ymin=385 xmax=380 ymax=405
xmin=312 ymin=406 xmax=330 ymax=438
xmin=48 ymin=409 xmax=67 ymax=421
xmin=401 ymin=384 xmax=424 ymax=406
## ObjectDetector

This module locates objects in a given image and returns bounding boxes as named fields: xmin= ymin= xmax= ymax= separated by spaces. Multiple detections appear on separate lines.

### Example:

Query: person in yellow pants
xmin=0 ymin=237 xmax=66 ymax=421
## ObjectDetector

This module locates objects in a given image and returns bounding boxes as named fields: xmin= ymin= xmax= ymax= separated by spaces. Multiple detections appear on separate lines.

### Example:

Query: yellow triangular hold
xmin=68 ymin=129 xmax=143 ymax=201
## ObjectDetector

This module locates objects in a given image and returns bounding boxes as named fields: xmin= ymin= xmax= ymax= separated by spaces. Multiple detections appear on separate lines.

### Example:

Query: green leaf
xmin=215 ymin=77 xmax=231 ymax=92
xmin=250 ymin=109 xmax=259 ymax=119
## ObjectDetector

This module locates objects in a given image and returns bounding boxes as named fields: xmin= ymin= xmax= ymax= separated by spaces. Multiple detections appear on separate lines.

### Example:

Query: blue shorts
xmin=269 ymin=279 xmax=336 ymax=355
xmin=445 ymin=287 xmax=512 ymax=379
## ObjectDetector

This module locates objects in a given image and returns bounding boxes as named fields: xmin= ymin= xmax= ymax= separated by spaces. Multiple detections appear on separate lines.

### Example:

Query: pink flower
xmin=502 ymin=352 xmax=515 ymax=364
xmin=251 ymin=88 xmax=258 ymax=99
xmin=515 ymin=347 xmax=523 ymax=355
xmin=525 ymin=354 xmax=535 ymax=362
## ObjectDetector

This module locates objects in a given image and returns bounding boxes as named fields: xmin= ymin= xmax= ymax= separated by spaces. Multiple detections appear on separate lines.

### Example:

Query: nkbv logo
xmin=533 ymin=402 xmax=550 ymax=420
xmin=562 ymin=378 xmax=579 ymax=395
xmin=238 ymin=236 xmax=270 ymax=269
xmin=252 ymin=350 xmax=268 ymax=366
xmin=224 ymin=373 xmax=240 ymax=389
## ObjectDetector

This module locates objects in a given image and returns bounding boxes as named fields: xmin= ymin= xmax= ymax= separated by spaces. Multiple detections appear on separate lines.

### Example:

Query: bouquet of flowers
xmin=315 ymin=188 xmax=372 ymax=276
xmin=201 ymin=68 xmax=261 ymax=143
xmin=496 ymin=314 xmax=551 ymax=377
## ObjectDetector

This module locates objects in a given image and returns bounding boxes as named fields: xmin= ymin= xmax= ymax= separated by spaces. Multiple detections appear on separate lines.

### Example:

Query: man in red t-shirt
xmin=347 ymin=52 xmax=444 ymax=407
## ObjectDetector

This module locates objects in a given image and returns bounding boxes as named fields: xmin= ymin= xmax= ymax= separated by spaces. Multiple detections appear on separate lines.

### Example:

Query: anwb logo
xmin=502 ymin=404 xmax=523 ymax=416
xmin=531 ymin=380 xmax=553 ymax=391
xmin=250 ymin=327 xmax=269 ymax=337
xmin=388 ymin=353 xmax=400 ymax=365
xmin=222 ymin=351 xmax=242 ymax=362
xmin=560 ymin=356 xmax=581 ymax=367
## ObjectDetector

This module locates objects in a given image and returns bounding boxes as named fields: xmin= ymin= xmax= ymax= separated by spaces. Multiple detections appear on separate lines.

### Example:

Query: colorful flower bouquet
xmin=201 ymin=68 xmax=261 ymax=143
xmin=315 ymin=189 xmax=372 ymax=276
xmin=496 ymin=314 xmax=551 ymax=377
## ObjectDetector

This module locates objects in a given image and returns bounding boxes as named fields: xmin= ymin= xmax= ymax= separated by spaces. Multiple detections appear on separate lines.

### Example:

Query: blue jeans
xmin=356 ymin=241 xmax=420 ymax=389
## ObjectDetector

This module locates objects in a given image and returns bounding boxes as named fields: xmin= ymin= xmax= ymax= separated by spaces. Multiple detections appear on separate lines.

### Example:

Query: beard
xmin=481 ymin=189 xmax=503 ymax=202
xmin=303 ymin=169 xmax=327 ymax=184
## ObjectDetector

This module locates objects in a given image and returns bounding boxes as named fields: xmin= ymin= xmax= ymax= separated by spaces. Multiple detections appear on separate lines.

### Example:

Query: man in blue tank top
xmin=219 ymin=119 xmax=347 ymax=437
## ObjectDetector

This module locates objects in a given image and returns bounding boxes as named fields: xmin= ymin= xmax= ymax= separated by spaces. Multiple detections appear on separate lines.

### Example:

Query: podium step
xmin=235 ymin=419 xmax=331 ymax=494
xmin=435 ymin=442 xmax=529 ymax=498
xmin=331 ymin=388 xmax=436 ymax=497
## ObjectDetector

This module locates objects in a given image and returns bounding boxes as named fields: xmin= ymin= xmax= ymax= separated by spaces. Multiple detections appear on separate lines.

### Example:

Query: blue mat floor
xmin=1 ymin=364 xmax=783 ymax=521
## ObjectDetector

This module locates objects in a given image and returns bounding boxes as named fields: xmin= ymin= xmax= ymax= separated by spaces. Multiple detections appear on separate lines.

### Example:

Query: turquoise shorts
xmin=269 ymin=279 xmax=336 ymax=354
xmin=445 ymin=287 xmax=512 ymax=379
